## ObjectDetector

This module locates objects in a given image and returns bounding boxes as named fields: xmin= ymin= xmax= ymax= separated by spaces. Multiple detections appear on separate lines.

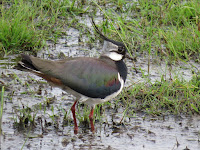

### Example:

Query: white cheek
xmin=108 ymin=52 xmax=123 ymax=61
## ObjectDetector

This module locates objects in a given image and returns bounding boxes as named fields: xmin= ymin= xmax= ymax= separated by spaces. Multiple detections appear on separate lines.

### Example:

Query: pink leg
xmin=89 ymin=107 xmax=95 ymax=133
xmin=71 ymin=101 xmax=78 ymax=134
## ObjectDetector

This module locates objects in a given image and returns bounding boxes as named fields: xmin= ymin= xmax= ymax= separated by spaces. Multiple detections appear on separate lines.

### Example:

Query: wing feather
xmin=31 ymin=57 xmax=121 ymax=99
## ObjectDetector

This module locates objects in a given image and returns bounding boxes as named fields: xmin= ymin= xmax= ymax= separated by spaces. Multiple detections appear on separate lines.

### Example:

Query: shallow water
xmin=1 ymin=25 xmax=200 ymax=150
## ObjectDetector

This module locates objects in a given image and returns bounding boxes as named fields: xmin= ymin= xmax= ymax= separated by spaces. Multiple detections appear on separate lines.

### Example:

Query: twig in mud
xmin=0 ymin=86 xmax=4 ymax=136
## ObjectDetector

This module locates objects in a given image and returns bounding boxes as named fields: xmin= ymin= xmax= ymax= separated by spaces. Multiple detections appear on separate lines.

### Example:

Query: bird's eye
xmin=118 ymin=46 xmax=125 ymax=53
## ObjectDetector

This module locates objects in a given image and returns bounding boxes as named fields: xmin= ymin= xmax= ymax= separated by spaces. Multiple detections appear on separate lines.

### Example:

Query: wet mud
xmin=1 ymin=26 xmax=200 ymax=150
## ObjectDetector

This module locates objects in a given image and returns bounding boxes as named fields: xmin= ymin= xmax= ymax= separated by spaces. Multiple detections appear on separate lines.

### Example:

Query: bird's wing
xmin=30 ymin=57 xmax=121 ymax=99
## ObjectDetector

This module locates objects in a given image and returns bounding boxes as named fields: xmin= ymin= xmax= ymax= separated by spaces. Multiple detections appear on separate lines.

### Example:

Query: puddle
xmin=1 ymin=25 xmax=200 ymax=150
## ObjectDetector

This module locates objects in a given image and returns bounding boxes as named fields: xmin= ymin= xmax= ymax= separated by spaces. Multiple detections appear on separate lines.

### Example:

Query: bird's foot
xmin=74 ymin=127 xmax=78 ymax=134
xmin=91 ymin=126 xmax=95 ymax=133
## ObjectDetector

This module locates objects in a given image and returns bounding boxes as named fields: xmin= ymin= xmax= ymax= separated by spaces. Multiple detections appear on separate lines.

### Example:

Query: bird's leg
xmin=71 ymin=100 xmax=78 ymax=134
xmin=89 ymin=106 xmax=95 ymax=133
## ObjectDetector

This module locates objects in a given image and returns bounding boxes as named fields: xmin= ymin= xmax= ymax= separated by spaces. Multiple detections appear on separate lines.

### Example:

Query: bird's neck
xmin=99 ymin=55 xmax=127 ymax=82
xmin=115 ymin=60 xmax=127 ymax=82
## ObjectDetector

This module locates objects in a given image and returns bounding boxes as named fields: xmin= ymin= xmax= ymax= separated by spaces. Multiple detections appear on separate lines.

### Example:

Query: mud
xmin=1 ymin=25 xmax=200 ymax=150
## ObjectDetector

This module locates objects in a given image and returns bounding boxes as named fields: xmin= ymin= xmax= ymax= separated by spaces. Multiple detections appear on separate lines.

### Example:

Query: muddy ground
xmin=0 ymin=26 xmax=200 ymax=150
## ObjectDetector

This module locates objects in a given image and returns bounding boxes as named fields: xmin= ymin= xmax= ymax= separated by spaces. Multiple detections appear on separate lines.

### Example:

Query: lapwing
xmin=15 ymin=18 xmax=128 ymax=134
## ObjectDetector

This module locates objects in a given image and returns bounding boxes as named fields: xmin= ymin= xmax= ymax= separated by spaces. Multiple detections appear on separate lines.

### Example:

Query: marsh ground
xmin=1 ymin=0 xmax=200 ymax=150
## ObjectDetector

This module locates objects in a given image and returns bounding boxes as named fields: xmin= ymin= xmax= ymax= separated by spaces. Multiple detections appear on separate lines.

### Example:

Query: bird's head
xmin=91 ymin=18 xmax=127 ymax=61
xmin=102 ymin=40 xmax=126 ymax=61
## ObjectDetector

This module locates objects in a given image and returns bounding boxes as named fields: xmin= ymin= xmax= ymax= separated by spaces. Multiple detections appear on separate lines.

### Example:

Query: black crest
xmin=91 ymin=17 xmax=126 ymax=55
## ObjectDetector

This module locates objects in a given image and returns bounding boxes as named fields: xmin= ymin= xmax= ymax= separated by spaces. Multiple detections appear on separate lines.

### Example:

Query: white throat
xmin=108 ymin=51 xmax=123 ymax=61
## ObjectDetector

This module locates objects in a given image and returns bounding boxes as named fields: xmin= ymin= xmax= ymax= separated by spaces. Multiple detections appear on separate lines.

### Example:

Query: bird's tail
xmin=14 ymin=54 xmax=38 ymax=72
xmin=14 ymin=54 xmax=63 ymax=86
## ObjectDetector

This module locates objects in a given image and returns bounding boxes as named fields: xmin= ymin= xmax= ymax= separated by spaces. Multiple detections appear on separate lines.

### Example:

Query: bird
xmin=15 ymin=18 xmax=128 ymax=134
